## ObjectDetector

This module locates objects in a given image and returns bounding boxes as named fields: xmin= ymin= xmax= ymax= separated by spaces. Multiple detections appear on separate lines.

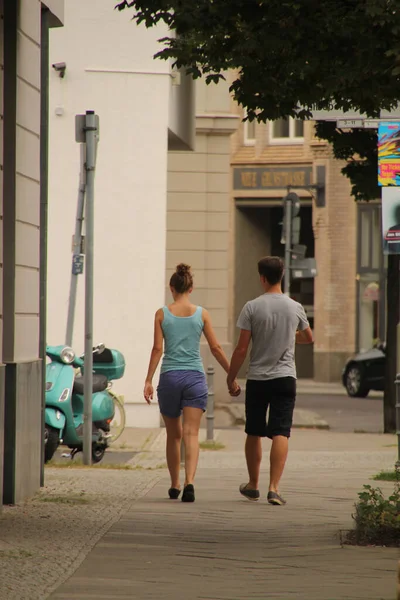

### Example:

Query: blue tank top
xmin=160 ymin=306 xmax=204 ymax=374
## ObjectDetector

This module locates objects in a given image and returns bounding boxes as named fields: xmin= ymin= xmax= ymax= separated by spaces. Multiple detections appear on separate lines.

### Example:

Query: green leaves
xmin=116 ymin=0 xmax=400 ymax=122
xmin=116 ymin=0 xmax=400 ymax=200
xmin=348 ymin=472 xmax=400 ymax=546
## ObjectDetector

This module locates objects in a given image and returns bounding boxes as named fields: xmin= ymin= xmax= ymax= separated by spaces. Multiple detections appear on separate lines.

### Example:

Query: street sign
xmin=72 ymin=254 xmax=84 ymax=275
xmin=337 ymin=119 xmax=364 ymax=129
xmin=364 ymin=120 xmax=379 ymax=129
xmin=309 ymin=105 xmax=400 ymax=121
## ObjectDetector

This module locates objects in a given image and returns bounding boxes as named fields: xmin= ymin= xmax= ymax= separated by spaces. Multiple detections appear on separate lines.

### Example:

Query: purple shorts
xmin=157 ymin=370 xmax=208 ymax=418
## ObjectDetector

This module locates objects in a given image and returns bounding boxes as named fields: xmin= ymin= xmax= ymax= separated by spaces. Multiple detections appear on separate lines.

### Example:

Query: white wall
xmin=48 ymin=0 xmax=171 ymax=426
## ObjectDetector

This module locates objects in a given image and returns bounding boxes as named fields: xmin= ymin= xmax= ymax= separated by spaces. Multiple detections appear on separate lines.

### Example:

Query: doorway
xmin=234 ymin=202 xmax=315 ymax=378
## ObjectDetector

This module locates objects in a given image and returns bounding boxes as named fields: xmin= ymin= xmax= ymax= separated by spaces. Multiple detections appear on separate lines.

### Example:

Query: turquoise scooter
xmin=45 ymin=343 xmax=125 ymax=463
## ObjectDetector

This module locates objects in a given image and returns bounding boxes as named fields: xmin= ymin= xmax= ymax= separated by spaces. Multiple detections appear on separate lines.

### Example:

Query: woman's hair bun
xmin=176 ymin=263 xmax=191 ymax=276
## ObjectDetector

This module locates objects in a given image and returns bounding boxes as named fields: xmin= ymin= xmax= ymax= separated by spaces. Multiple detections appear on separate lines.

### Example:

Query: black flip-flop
xmin=182 ymin=484 xmax=195 ymax=503
xmin=267 ymin=491 xmax=286 ymax=505
xmin=168 ymin=488 xmax=181 ymax=499
xmin=239 ymin=483 xmax=260 ymax=501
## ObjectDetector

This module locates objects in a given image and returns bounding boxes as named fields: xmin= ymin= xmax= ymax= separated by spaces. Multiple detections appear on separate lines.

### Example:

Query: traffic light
xmin=281 ymin=192 xmax=301 ymax=246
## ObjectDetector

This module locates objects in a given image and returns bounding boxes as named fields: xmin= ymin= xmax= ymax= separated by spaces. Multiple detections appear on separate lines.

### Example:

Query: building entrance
xmin=234 ymin=202 xmax=314 ymax=378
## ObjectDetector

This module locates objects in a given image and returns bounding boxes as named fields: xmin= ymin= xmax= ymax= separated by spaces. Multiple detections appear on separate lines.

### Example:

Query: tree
xmin=116 ymin=0 xmax=400 ymax=431
xmin=115 ymin=0 xmax=400 ymax=121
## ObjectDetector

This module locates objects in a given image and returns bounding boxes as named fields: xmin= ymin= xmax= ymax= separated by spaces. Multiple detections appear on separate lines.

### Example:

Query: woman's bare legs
xmin=182 ymin=407 xmax=203 ymax=485
xmin=162 ymin=414 xmax=182 ymax=489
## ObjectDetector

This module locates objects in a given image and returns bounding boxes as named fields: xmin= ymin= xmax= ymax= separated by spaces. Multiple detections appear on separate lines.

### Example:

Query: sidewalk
xmin=0 ymin=428 xmax=397 ymax=600
xmin=49 ymin=428 xmax=397 ymax=600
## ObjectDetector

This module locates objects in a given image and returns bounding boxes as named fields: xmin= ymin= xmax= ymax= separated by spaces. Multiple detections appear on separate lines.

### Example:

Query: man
xmin=227 ymin=256 xmax=313 ymax=505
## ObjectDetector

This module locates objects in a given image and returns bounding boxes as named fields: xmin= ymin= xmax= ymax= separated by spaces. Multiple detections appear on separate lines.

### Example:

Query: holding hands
xmin=227 ymin=377 xmax=241 ymax=397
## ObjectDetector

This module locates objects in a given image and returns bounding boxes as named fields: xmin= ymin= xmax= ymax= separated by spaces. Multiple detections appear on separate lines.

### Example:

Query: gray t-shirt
xmin=237 ymin=293 xmax=309 ymax=381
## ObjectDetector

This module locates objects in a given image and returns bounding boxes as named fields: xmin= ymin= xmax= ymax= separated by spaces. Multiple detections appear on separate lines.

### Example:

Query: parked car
xmin=342 ymin=344 xmax=385 ymax=397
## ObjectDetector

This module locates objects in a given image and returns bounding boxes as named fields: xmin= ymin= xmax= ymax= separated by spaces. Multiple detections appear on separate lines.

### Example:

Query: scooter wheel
xmin=92 ymin=444 xmax=106 ymax=463
xmin=44 ymin=425 xmax=60 ymax=463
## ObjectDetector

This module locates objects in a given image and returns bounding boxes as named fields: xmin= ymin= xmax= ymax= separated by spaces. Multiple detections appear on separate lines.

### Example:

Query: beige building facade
xmin=166 ymin=80 xmax=366 ymax=390
xmin=1 ymin=0 xmax=64 ymax=507
xmin=231 ymin=115 xmax=359 ymax=382
xmin=166 ymin=79 xmax=239 ymax=397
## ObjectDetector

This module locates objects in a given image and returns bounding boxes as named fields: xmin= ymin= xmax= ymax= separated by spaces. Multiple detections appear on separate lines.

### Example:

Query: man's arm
xmin=295 ymin=327 xmax=313 ymax=345
xmin=227 ymin=329 xmax=252 ymax=388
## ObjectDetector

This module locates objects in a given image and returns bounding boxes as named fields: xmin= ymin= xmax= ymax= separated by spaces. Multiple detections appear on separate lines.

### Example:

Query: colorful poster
xmin=382 ymin=188 xmax=400 ymax=254
xmin=378 ymin=122 xmax=400 ymax=186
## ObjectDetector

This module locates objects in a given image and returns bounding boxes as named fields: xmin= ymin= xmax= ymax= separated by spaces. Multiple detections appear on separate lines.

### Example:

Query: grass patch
xmin=45 ymin=460 xmax=133 ymax=470
xmin=0 ymin=549 xmax=34 ymax=559
xmin=46 ymin=460 xmax=167 ymax=471
xmin=372 ymin=470 xmax=399 ymax=482
xmin=37 ymin=494 xmax=90 ymax=505
xmin=199 ymin=440 xmax=225 ymax=451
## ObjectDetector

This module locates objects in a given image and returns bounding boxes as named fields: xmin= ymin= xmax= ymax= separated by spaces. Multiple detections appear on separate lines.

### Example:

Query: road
xmin=296 ymin=393 xmax=384 ymax=433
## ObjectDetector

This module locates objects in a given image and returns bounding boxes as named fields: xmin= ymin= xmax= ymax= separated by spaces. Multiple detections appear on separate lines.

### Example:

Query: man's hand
xmin=143 ymin=381 xmax=153 ymax=404
xmin=227 ymin=377 xmax=241 ymax=397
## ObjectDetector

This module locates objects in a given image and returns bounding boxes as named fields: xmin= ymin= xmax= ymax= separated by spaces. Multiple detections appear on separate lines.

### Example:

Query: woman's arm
xmin=203 ymin=309 xmax=230 ymax=373
xmin=144 ymin=309 xmax=164 ymax=403
xmin=203 ymin=309 xmax=240 ymax=396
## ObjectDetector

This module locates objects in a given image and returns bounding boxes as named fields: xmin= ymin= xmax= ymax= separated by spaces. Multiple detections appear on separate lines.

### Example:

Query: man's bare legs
xmin=269 ymin=435 xmax=289 ymax=492
xmin=162 ymin=414 xmax=182 ymax=490
xmin=245 ymin=435 xmax=262 ymax=489
xmin=244 ymin=434 xmax=289 ymax=493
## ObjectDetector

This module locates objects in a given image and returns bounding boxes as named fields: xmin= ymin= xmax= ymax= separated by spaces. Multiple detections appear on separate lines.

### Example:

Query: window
xmin=270 ymin=117 xmax=304 ymax=144
xmin=358 ymin=205 xmax=381 ymax=271
xmin=243 ymin=114 xmax=256 ymax=146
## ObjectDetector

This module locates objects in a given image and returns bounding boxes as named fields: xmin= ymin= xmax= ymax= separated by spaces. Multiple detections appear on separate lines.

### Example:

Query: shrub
xmin=346 ymin=470 xmax=400 ymax=547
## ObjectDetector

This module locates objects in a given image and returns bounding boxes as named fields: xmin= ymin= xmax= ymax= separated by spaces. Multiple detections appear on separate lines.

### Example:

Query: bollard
xmin=206 ymin=366 xmax=215 ymax=441
xmin=395 ymin=374 xmax=400 ymax=468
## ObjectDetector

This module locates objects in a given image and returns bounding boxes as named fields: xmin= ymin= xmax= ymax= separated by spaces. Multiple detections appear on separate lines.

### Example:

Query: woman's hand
xmin=143 ymin=381 xmax=153 ymax=404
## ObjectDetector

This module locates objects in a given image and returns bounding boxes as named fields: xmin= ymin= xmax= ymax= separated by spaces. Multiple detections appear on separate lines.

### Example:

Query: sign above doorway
xmin=233 ymin=166 xmax=313 ymax=190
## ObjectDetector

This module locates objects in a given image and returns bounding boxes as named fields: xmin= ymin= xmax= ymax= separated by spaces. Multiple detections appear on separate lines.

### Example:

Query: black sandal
xmin=267 ymin=491 xmax=286 ymax=505
xmin=239 ymin=483 xmax=260 ymax=501
xmin=168 ymin=488 xmax=181 ymax=499
xmin=182 ymin=484 xmax=195 ymax=503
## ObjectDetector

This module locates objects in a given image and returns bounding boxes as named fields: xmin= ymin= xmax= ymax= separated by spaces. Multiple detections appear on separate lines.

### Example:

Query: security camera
xmin=52 ymin=62 xmax=66 ymax=78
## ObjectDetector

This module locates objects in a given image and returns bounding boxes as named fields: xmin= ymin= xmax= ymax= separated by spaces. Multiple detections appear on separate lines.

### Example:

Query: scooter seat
xmin=73 ymin=374 xmax=108 ymax=395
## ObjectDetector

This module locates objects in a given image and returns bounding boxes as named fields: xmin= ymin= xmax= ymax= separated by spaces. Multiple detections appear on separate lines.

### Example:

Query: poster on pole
xmin=378 ymin=122 xmax=400 ymax=186
xmin=382 ymin=187 xmax=400 ymax=254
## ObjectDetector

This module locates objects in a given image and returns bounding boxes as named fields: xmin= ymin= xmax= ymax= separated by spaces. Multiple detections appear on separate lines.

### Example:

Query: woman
xmin=144 ymin=263 xmax=240 ymax=502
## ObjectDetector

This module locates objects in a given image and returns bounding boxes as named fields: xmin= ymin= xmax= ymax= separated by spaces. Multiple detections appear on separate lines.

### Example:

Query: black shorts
xmin=245 ymin=377 xmax=296 ymax=439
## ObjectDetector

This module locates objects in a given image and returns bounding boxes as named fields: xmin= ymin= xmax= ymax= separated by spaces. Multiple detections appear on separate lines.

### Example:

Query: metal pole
xmin=83 ymin=111 xmax=98 ymax=466
xmin=65 ymin=144 xmax=86 ymax=346
xmin=284 ymin=194 xmax=292 ymax=296
xmin=206 ymin=366 xmax=215 ymax=441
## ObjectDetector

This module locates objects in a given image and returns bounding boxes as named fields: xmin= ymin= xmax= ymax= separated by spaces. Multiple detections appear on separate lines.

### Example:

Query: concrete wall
xmin=166 ymin=78 xmax=239 ymax=400
xmin=2 ymin=0 xmax=62 ymax=505
xmin=48 ymin=0 xmax=173 ymax=427
xmin=3 ymin=362 xmax=41 ymax=504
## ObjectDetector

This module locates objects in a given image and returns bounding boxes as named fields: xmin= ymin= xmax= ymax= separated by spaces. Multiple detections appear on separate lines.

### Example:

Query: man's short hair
xmin=257 ymin=256 xmax=284 ymax=285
